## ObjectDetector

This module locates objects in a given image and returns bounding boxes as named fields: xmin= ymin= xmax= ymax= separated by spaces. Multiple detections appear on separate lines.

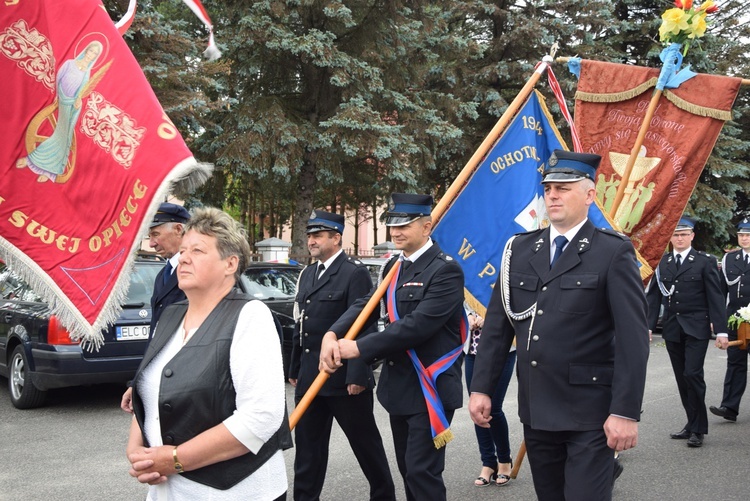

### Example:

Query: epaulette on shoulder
xmin=595 ymin=227 xmax=629 ymax=241
xmin=696 ymin=251 xmax=716 ymax=260
xmin=517 ymin=228 xmax=543 ymax=237
xmin=347 ymin=256 xmax=363 ymax=266
xmin=437 ymin=252 xmax=455 ymax=262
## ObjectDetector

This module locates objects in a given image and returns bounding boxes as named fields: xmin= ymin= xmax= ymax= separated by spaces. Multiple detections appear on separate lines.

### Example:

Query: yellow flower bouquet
xmin=659 ymin=1 xmax=719 ymax=56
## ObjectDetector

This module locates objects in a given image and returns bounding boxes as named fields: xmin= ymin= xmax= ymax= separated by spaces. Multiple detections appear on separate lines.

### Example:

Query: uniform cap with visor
xmin=674 ymin=216 xmax=696 ymax=232
xmin=385 ymin=193 xmax=433 ymax=227
xmin=306 ymin=210 xmax=345 ymax=234
xmin=737 ymin=218 xmax=750 ymax=234
xmin=149 ymin=203 xmax=190 ymax=228
xmin=541 ymin=149 xmax=601 ymax=184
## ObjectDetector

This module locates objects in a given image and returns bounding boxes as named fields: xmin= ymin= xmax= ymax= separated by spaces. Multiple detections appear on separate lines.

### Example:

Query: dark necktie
xmin=675 ymin=254 xmax=682 ymax=269
xmin=314 ymin=263 xmax=325 ymax=283
xmin=550 ymin=236 xmax=568 ymax=268
xmin=401 ymin=260 xmax=412 ymax=272
xmin=745 ymin=254 xmax=749 ymax=266
xmin=162 ymin=261 xmax=172 ymax=284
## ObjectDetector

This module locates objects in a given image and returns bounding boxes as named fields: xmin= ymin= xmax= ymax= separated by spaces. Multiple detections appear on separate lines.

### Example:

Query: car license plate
xmin=116 ymin=325 xmax=150 ymax=341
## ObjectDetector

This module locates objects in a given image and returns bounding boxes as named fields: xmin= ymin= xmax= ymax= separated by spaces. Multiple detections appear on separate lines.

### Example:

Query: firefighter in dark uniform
xmin=288 ymin=210 xmax=395 ymax=501
xmin=469 ymin=150 xmax=649 ymax=501
xmin=319 ymin=194 xmax=466 ymax=501
xmin=710 ymin=218 xmax=750 ymax=422
xmin=647 ymin=216 xmax=726 ymax=447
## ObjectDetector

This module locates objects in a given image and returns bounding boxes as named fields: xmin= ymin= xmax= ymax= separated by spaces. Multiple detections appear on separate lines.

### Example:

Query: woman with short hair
xmin=126 ymin=207 xmax=291 ymax=501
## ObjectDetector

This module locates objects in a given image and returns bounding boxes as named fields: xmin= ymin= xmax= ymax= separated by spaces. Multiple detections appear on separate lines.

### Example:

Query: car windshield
xmin=124 ymin=263 xmax=160 ymax=306
xmin=0 ymin=262 xmax=42 ymax=302
xmin=241 ymin=268 xmax=299 ymax=300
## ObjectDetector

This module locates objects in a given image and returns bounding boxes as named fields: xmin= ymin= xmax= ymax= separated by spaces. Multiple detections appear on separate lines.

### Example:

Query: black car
xmin=359 ymin=257 xmax=389 ymax=285
xmin=0 ymin=256 xmax=162 ymax=409
xmin=239 ymin=261 xmax=303 ymax=376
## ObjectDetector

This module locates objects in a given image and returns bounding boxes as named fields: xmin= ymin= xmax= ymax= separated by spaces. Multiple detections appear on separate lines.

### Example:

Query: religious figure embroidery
xmin=16 ymin=40 xmax=107 ymax=183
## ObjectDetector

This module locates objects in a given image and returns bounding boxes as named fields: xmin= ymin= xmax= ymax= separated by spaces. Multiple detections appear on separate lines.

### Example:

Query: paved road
xmin=1 ymin=335 xmax=748 ymax=500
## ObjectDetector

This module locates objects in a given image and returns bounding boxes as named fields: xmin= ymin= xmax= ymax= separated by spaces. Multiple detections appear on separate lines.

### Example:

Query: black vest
xmin=133 ymin=289 xmax=293 ymax=490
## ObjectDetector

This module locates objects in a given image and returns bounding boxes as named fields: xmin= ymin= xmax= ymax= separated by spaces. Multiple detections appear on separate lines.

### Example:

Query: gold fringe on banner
xmin=663 ymin=91 xmax=733 ymax=121
xmin=575 ymin=78 xmax=732 ymax=121
xmin=575 ymin=78 xmax=658 ymax=103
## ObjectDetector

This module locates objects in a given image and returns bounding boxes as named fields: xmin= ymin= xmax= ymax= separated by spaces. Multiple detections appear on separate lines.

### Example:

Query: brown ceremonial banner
xmin=574 ymin=59 xmax=741 ymax=276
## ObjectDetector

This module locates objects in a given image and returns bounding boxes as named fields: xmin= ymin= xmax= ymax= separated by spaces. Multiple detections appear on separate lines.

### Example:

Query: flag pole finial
xmin=546 ymin=42 xmax=559 ymax=61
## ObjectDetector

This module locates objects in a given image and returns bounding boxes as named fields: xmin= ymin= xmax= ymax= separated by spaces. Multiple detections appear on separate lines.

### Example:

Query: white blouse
xmin=137 ymin=300 xmax=287 ymax=501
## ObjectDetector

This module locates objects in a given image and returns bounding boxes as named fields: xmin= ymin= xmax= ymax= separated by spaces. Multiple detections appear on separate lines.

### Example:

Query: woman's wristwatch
xmin=172 ymin=446 xmax=184 ymax=474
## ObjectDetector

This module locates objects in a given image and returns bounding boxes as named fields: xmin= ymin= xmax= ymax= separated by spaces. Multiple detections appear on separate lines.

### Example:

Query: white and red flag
xmin=0 ymin=0 xmax=211 ymax=346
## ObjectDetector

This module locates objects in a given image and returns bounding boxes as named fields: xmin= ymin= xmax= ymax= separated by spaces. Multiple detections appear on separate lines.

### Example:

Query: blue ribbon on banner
xmin=657 ymin=43 xmax=697 ymax=90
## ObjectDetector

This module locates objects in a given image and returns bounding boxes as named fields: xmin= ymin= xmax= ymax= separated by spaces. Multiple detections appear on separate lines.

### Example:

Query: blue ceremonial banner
xmin=432 ymin=90 xmax=632 ymax=316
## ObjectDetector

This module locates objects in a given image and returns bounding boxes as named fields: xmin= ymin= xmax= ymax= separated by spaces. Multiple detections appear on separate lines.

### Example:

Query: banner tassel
xmin=433 ymin=429 xmax=454 ymax=449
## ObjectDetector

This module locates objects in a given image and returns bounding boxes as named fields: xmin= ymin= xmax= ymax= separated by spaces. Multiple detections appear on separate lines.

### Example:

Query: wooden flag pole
xmin=289 ymin=53 xmax=556 ymax=431
xmin=510 ymin=440 xmax=526 ymax=479
xmin=433 ymin=53 xmax=556 ymax=223
xmin=607 ymin=88 xmax=662 ymax=218
xmin=288 ymin=262 xmax=399 ymax=429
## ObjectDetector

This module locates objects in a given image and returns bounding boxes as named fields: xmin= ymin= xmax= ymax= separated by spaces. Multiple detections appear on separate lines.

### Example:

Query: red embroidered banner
xmin=0 ymin=0 xmax=210 ymax=346
xmin=574 ymin=59 xmax=741 ymax=275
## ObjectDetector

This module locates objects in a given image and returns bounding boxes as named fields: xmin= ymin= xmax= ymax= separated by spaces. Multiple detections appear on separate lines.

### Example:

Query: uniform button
xmin=675 ymin=280 xmax=679 ymax=283
xmin=576 ymin=281 xmax=581 ymax=286
xmin=304 ymin=349 xmax=310 ymax=353
xmin=163 ymin=403 xmax=172 ymax=412
xmin=532 ymin=335 xmax=539 ymax=341
xmin=541 ymin=286 xmax=547 ymax=291
xmin=592 ymin=377 xmax=598 ymax=382
xmin=164 ymin=435 xmax=174 ymax=444
xmin=388 ymin=361 xmax=395 ymax=366
xmin=304 ymin=333 xmax=309 ymax=337
xmin=306 ymin=299 xmax=311 ymax=304
xmin=530 ymin=361 xmax=538 ymax=367
xmin=537 ymin=310 xmax=544 ymax=315
xmin=164 ymin=369 xmax=173 ymax=377
xmin=519 ymin=281 xmax=524 ymax=286
xmin=409 ymin=294 xmax=413 ymax=298
xmin=328 ymin=294 xmax=333 ymax=298
xmin=305 ymin=316 xmax=309 ymax=320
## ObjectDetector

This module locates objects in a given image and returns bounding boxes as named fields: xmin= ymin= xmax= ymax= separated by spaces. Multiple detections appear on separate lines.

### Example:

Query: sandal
xmin=496 ymin=461 xmax=512 ymax=486
xmin=474 ymin=466 xmax=498 ymax=487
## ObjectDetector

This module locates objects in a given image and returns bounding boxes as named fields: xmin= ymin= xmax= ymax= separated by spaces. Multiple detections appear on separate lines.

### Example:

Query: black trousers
xmin=666 ymin=331 xmax=709 ymax=434
xmin=524 ymin=425 xmax=614 ymax=501
xmin=720 ymin=328 xmax=748 ymax=414
xmin=389 ymin=410 xmax=454 ymax=501
xmin=293 ymin=392 xmax=395 ymax=501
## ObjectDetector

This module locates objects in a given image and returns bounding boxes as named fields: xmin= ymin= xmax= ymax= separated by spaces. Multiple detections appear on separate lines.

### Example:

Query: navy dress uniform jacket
xmin=289 ymin=252 xmax=375 ymax=396
xmin=647 ymin=249 xmax=725 ymax=341
xmin=723 ymin=250 xmax=750 ymax=324
xmin=472 ymin=221 xmax=650 ymax=431
xmin=150 ymin=263 xmax=186 ymax=337
xmin=328 ymin=242 xmax=465 ymax=416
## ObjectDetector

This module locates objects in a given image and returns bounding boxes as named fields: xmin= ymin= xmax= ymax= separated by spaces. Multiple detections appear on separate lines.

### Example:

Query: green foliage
xmin=108 ymin=0 xmax=750 ymax=255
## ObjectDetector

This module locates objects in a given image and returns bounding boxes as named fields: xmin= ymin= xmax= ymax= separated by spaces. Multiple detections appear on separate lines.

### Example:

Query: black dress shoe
xmin=709 ymin=405 xmax=738 ymax=422
xmin=670 ymin=429 xmax=690 ymax=439
xmin=687 ymin=433 xmax=704 ymax=447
